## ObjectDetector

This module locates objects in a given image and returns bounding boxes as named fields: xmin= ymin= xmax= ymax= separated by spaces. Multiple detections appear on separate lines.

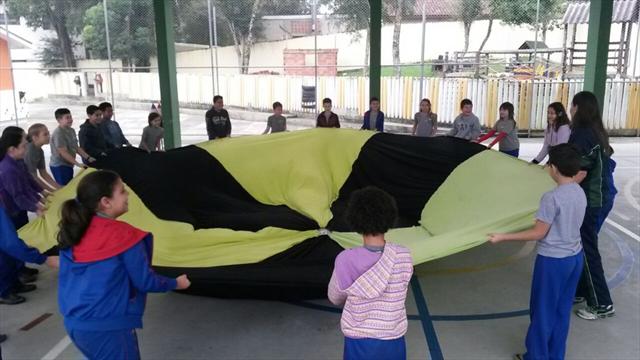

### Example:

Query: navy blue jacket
xmin=59 ymin=221 xmax=177 ymax=332
xmin=361 ymin=110 xmax=385 ymax=132
xmin=0 ymin=207 xmax=46 ymax=295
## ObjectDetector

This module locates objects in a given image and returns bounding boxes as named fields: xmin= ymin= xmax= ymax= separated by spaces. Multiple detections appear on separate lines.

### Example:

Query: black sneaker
xmin=14 ymin=283 xmax=36 ymax=294
xmin=0 ymin=293 xmax=26 ymax=305
xmin=18 ymin=273 xmax=37 ymax=284
xmin=576 ymin=305 xmax=615 ymax=320
xmin=21 ymin=266 xmax=39 ymax=276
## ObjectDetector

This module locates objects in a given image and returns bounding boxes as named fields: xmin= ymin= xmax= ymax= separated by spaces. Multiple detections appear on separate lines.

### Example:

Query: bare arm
xmin=57 ymin=147 xmax=84 ymax=167
xmin=488 ymin=220 xmax=551 ymax=243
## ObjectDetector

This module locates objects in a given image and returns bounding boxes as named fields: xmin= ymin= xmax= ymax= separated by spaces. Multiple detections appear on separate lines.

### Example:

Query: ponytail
xmin=57 ymin=170 xmax=120 ymax=248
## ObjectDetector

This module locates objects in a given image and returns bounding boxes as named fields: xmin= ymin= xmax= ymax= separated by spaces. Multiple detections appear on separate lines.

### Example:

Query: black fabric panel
xmin=328 ymin=134 xmax=486 ymax=231
xmin=154 ymin=236 xmax=343 ymax=300
xmin=93 ymin=146 xmax=318 ymax=231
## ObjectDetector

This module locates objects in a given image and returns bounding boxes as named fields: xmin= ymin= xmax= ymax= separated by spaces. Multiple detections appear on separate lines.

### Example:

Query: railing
xmin=7 ymin=70 xmax=640 ymax=131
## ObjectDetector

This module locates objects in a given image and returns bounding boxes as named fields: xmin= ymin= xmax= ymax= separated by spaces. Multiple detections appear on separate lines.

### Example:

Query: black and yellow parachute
xmin=19 ymin=129 xmax=553 ymax=299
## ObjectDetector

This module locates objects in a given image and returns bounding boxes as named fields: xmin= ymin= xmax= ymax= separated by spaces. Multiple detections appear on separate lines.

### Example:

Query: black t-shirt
xmin=205 ymin=107 xmax=231 ymax=140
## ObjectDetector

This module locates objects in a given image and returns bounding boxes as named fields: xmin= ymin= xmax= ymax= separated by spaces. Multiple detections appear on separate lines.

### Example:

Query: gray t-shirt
xmin=140 ymin=126 xmax=164 ymax=151
xmin=535 ymin=183 xmax=586 ymax=258
xmin=494 ymin=119 xmax=520 ymax=151
xmin=415 ymin=112 xmax=437 ymax=137
xmin=24 ymin=142 xmax=45 ymax=175
xmin=448 ymin=113 xmax=481 ymax=140
xmin=50 ymin=126 xmax=79 ymax=167
xmin=267 ymin=115 xmax=287 ymax=133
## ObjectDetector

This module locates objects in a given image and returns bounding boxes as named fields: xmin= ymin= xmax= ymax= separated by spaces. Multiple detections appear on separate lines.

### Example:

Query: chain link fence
xmin=0 ymin=0 xmax=638 ymax=132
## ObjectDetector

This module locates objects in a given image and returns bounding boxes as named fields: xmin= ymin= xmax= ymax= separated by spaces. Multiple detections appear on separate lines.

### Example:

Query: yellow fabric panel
xmin=18 ymin=169 xmax=318 ymax=268
xmin=331 ymin=150 xmax=555 ymax=265
xmin=195 ymin=128 xmax=373 ymax=227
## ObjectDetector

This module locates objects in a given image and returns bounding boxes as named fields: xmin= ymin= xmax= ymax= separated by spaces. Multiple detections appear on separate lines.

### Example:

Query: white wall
xmin=159 ymin=19 xmax=638 ymax=77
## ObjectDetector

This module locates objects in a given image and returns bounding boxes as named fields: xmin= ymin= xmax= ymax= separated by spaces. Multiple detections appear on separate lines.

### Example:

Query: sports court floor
xmin=1 ymin=102 xmax=638 ymax=359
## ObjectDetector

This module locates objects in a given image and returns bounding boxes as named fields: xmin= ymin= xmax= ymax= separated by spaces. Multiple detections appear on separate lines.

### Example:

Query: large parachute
xmin=19 ymin=129 xmax=553 ymax=299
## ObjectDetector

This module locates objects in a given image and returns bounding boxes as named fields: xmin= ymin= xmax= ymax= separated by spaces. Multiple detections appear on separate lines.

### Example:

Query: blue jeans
xmin=344 ymin=336 xmax=406 ymax=360
xmin=68 ymin=328 xmax=140 ymax=360
xmin=525 ymin=252 xmax=583 ymax=360
xmin=500 ymin=148 xmax=520 ymax=158
xmin=50 ymin=165 xmax=74 ymax=186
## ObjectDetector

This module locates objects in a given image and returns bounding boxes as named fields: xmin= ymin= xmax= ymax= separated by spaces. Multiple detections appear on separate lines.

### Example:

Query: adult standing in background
xmin=206 ymin=95 xmax=232 ymax=140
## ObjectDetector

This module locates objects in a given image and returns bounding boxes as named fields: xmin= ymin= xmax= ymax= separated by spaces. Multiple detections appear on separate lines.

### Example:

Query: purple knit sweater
xmin=328 ymin=243 xmax=413 ymax=340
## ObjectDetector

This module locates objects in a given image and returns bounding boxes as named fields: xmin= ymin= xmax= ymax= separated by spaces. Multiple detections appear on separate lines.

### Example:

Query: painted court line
xmin=410 ymin=276 xmax=444 ymax=360
xmin=606 ymin=218 xmax=640 ymax=242
xmin=20 ymin=313 xmax=52 ymax=331
xmin=623 ymin=177 xmax=640 ymax=211
xmin=614 ymin=211 xmax=630 ymax=222
xmin=41 ymin=336 xmax=72 ymax=360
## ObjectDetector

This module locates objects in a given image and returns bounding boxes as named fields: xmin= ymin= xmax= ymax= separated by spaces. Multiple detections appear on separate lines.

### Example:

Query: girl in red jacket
xmin=57 ymin=170 xmax=190 ymax=359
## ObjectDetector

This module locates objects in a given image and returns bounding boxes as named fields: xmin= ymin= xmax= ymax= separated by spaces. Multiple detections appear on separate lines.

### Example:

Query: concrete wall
xmin=156 ymin=20 xmax=639 ymax=77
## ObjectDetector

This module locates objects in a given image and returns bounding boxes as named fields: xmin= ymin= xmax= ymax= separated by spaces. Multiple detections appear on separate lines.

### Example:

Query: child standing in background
xmin=412 ymin=98 xmax=437 ymax=137
xmin=25 ymin=124 xmax=61 ymax=192
xmin=361 ymin=97 xmax=384 ymax=132
xmin=50 ymin=108 xmax=94 ymax=185
xmin=263 ymin=102 xmax=287 ymax=134
xmin=531 ymin=102 xmax=571 ymax=164
xmin=140 ymin=113 xmax=165 ymax=152
xmin=316 ymin=98 xmax=341 ymax=128
xmin=448 ymin=99 xmax=481 ymax=140
xmin=476 ymin=102 xmax=520 ymax=157
xmin=328 ymin=187 xmax=413 ymax=360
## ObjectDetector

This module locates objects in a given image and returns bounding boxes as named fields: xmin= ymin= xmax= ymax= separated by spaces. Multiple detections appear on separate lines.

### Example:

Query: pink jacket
xmin=328 ymin=243 xmax=413 ymax=340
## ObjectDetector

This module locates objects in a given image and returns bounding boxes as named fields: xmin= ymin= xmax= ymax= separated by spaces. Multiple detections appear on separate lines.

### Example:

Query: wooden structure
xmin=562 ymin=0 xmax=640 ymax=77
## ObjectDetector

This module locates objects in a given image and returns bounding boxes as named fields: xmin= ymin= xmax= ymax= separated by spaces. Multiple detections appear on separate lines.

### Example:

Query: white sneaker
xmin=576 ymin=305 xmax=615 ymax=320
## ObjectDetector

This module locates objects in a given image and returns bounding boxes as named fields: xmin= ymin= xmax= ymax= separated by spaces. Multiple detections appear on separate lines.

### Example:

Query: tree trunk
xmin=463 ymin=21 xmax=472 ymax=54
xmin=363 ymin=27 xmax=370 ymax=76
xmin=392 ymin=0 xmax=403 ymax=77
xmin=241 ymin=0 xmax=262 ymax=74
xmin=47 ymin=0 xmax=76 ymax=69
xmin=478 ymin=19 xmax=493 ymax=52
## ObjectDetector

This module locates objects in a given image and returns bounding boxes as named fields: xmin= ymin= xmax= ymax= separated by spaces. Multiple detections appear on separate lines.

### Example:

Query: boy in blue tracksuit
xmin=489 ymin=143 xmax=587 ymax=360
xmin=57 ymin=170 xmax=190 ymax=359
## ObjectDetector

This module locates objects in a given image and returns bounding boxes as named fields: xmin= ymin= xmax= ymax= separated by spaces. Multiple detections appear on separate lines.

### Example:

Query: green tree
xmin=329 ymin=0 xmax=411 ymax=77
xmin=492 ymin=0 xmax=565 ymax=43
xmin=214 ymin=0 xmax=313 ymax=74
xmin=82 ymin=0 xmax=155 ymax=71
xmin=326 ymin=0 xmax=369 ymax=74
xmin=6 ymin=0 xmax=96 ymax=69
xmin=458 ymin=0 xmax=482 ymax=54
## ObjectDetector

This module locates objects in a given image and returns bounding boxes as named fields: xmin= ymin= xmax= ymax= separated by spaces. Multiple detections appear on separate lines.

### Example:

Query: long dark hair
xmin=58 ymin=170 xmax=120 ymax=249
xmin=547 ymin=102 xmax=570 ymax=132
xmin=571 ymin=91 xmax=611 ymax=155
xmin=499 ymin=102 xmax=516 ymax=126
xmin=0 ymin=126 xmax=25 ymax=161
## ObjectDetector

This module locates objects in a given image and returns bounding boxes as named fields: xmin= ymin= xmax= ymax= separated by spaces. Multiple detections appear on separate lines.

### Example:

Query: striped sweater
xmin=328 ymin=243 xmax=413 ymax=340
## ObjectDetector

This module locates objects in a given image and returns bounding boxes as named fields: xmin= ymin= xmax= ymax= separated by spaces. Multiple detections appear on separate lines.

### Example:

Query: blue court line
xmin=410 ymin=276 xmax=444 ymax=360
xmin=605 ymin=227 xmax=636 ymax=290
